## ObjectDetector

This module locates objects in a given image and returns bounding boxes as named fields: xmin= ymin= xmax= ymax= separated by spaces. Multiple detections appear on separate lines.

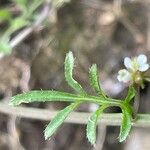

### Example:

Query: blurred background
xmin=0 ymin=0 xmax=150 ymax=149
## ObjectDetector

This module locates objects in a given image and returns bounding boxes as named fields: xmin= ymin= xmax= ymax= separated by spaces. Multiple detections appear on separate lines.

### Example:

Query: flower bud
xmin=134 ymin=73 xmax=143 ymax=85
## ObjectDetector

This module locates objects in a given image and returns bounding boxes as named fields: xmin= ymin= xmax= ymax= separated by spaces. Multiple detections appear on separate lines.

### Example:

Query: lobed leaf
xmin=119 ymin=108 xmax=132 ymax=142
xmin=89 ymin=64 xmax=106 ymax=97
xmin=45 ymin=102 xmax=79 ymax=139
xmin=10 ymin=90 xmax=111 ymax=106
xmin=86 ymin=105 xmax=107 ymax=145
xmin=65 ymin=51 xmax=86 ymax=95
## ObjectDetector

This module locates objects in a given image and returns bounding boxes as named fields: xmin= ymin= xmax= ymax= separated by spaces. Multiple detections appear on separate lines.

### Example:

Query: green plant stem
xmin=133 ymin=86 xmax=140 ymax=120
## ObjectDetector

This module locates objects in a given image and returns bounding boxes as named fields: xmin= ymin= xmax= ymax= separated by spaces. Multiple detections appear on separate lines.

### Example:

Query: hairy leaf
xmin=65 ymin=51 xmax=86 ymax=95
xmin=119 ymin=108 xmax=132 ymax=142
xmin=89 ymin=64 xmax=106 ymax=97
xmin=10 ymin=91 xmax=112 ymax=106
xmin=45 ymin=102 xmax=79 ymax=139
xmin=86 ymin=105 xmax=107 ymax=145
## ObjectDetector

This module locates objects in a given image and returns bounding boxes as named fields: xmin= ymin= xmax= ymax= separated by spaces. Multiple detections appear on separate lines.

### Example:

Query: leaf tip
xmin=66 ymin=51 xmax=74 ymax=60
xmin=65 ymin=51 xmax=75 ymax=69
xmin=44 ymin=132 xmax=49 ymax=140
xmin=86 ymin=133 xmax=96 ymax=146
xmin=119 ymin=134 xmax=128 ymax=143
xmin=89 ymin=64 xmax=97 ymax=72
xmin=44 ymin=126 xmax=50 ymax=140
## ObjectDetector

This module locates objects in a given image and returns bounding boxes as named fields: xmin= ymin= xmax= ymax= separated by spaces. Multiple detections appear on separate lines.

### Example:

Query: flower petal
xmin=138 ymin=64 xmax=149 ymax=72
xmin=137 ymin=54 xmax=147 ymax=65
xmin=117 ymin=75 xmax=122 ymax=82
xmin=117 ymin=69 xmax=131 ymax=83
xmin=122 ymin=74 xmax=131 ymax=83
xmin=124 ymin=57 xmax=132 ymax=69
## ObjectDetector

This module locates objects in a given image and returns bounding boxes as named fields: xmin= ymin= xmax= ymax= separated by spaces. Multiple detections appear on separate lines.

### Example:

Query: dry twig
xmin=0 ymin=102 xmax=150 ymax=127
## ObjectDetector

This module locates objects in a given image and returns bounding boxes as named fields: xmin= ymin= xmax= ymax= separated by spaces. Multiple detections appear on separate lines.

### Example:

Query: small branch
xmin=10 ymin=2 xmax=51 ymax=48
xmin=0 ymin=102 xmax=150 ymax=127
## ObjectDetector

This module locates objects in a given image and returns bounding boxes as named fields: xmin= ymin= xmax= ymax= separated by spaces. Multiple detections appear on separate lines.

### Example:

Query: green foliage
xmin=0 ymin=0 xmax=43 ymax=55
xmin=124 ymin=86 xmax=136 ymax=103
xmin=119 ymin=107 xmax=132 ymax=142
xmin=0 ymin=9 xmax=11 ymax=22
xmin=10 ymin=90 xmax=111 ymax=106
xmin=10 ymin=51 xmax=137 ymax=145
xmin=86 ymin=105 xmax=107 ymax=145
xmin=89 ymin=64 xmax=106 ymax=97
xmin=0 ymin=38 xmax=11 ymax=55
xmin=10 ymin=18 xmax=30 ymax=33
xmin=45 ymin=102 xmax=79 ymax=139
xmin=14 ymin=0 xmax=27 ymax=10
xmin=65 ymin=51 xmax=86 ymax=95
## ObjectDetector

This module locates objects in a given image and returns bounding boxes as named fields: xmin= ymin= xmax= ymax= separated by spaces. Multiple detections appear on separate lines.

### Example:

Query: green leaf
xmin=10 ymin=90 xmax=115 ymax=106
xmin=44 ymin=102 xmax=79 ymax=139
xmin=0 ymin=9 xmax=11 ymax=22
xmin=29 ymin=0 xmax=43 ymax=13
xmin=10 ymin=17 xmax=30 ymax=33
xmin=89 ymin=64 xmax=106 ymax=97
xmin=0 ymin=39 xmax=11 ymax=54
xmin=86 ymin=105 xmax=107 ymax=145
xmin=14 ymin=0 xmax=27 ymax=6
xmin=119 ymin=108 xmax=132 ymax=142
xmin=65 ymin=51 xmax=86 ymax=95
xmin=124 ymin=86 xmax=136 ymax=103
xmin=13 ymin=0 xmax=27 ymax=13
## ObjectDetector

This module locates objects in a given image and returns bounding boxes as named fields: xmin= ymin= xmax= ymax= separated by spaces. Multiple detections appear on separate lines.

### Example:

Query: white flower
xmin=117 ymin=69 xmax=131 ymax=83
xmin=124 ymin=54 xmax=149 ymax=72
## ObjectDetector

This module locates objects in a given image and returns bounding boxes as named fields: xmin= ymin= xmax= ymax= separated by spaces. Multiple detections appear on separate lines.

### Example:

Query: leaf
xmin=10 ymin=90 xmax=108 ymax=106
xmin=89 ymin=64 xmax=106 ymax=97
xmin=119 ymin=108 xmax=132 ymax=142
xmin=10 ymin=91 xmax=79 ymax=106
xmin=0 ymin=39 xmax=11 ymax=55
xmin=65 ymin=51 xmax=86 ymax=95
xmin=10 ymin=17 xmax=30 ymax=33
xmin=124 ymin=86 xmax=136 ymax=103
xmin=44 ymin=102 xmax=79 ymax=139
xmin=86 ymin=105 xmax=107 ymax=145
xmin=14 ymin=0 xmax=27 ymax=7
xmin=0 ymin=9 xmax=11 ymax=22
